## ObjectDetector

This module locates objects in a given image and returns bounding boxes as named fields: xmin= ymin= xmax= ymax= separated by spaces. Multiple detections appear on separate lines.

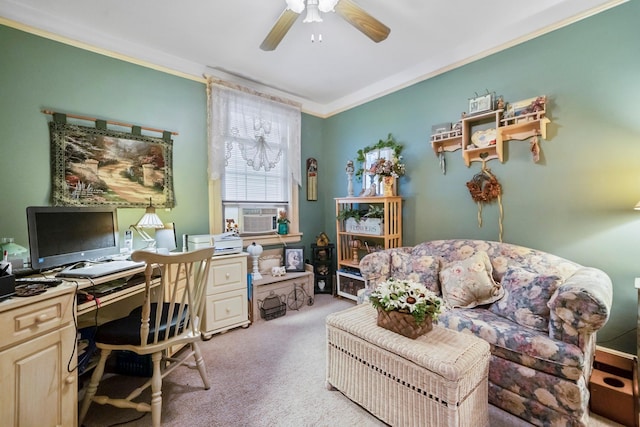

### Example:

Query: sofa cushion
xmin=390 ymin=251 xmax=440 ymax=294
xmin=439 ymin=251 xmax=504 ymax=308
xmin=490 ymin=266 xmax=562 ymax=332
xmin=438 ymin=308 xmax=585 ymax=381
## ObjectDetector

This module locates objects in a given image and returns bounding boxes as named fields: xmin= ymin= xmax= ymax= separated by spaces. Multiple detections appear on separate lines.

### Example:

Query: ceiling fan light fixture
xmin=303 ymin=0 xmax=323 ymax=23
xmin=318 ymin=0 xmax=339 ymax=13
xmin=285 ymin=0 xmax=305 ymax=14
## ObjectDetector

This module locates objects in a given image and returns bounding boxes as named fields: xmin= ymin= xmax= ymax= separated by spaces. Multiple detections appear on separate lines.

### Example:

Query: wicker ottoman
xmin=326 ymin=304 xmax=490 ymax=427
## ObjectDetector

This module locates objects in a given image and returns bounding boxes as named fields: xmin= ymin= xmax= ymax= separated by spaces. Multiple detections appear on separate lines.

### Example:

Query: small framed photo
xmin=468 ymin=93 xmax=494 ymax=116
xmin=284 ymin=246 xmax=305 ymax=272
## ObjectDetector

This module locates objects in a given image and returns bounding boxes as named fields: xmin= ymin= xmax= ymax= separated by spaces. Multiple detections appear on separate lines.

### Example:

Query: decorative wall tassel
xmin=530 ymin=134 xmax=540 ymax=163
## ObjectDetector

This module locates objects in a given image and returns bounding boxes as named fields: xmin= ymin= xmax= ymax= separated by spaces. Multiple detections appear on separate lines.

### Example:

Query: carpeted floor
xmin=79 ymin=294 xmax=625 ymax=427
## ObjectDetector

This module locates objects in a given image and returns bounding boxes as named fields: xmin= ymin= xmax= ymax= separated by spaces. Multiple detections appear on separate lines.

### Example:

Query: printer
xmin=186 ymin=232 xmax=243 ymax=256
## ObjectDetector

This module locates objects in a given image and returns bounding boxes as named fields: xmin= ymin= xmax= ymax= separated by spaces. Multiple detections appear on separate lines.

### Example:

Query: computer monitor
xmin=26 ymin=206 xmax=120 ymax=271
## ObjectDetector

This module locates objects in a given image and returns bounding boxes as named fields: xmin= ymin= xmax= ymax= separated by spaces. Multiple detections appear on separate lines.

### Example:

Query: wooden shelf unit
xmin=462 ymin=110 xmax=503 ymax=166
xmin=429 ymin=99 xmax=550 ymax=167
xmin=335 ymin=196 xmax=402 ymax=301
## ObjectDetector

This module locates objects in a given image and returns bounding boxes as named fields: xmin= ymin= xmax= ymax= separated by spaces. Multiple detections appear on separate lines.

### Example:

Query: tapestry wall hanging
xmin=49 ymin=115 xmax=175 ymax=208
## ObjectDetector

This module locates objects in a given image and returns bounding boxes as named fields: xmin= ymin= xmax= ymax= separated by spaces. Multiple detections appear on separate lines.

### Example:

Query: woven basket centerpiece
xmin=376 ymin=307 xmax=433 ymax=339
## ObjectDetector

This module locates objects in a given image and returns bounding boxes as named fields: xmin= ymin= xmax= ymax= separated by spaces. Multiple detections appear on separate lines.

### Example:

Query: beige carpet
xmin=80 ymin=294 xmax=626 ymax=427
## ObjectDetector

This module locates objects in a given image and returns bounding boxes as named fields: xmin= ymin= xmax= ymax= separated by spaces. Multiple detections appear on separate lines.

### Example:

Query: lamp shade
xmin=137 ymin=199 xmax=164 ymax=229
xmin=0 ymin=238 xmax=28 ymax=257
xmin=318 ymin=0 xmax=339 ymax=12
xmin=303 ymin=1 xmax=323 ymax=23
xmin=285 ymin=0 xmax=305 ymax=13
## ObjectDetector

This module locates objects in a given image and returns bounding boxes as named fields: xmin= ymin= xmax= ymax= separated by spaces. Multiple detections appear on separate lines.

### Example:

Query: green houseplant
xmin=336 ymin=208 xmax=363 ymax=222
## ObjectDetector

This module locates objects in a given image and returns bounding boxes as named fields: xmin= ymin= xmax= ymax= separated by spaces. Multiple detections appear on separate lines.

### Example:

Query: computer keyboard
xmin=16 ymin=277 xmax=63 ymax=286
xmin=57 ymin=260 xmax=145 ymax=279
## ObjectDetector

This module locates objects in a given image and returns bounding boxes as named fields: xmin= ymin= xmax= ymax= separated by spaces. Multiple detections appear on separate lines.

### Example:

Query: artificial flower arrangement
xmin=277 ymin=210 xmax=290 ymax=224
xmin=370 ymin=156 xmax=406 ymax=180
xmin=369 ymin=278 xmax=443 ymax=324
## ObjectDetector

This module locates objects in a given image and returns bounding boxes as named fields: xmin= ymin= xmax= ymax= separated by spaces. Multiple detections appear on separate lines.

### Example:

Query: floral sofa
xmin=358 ymin=239 xmax=612 ymax=427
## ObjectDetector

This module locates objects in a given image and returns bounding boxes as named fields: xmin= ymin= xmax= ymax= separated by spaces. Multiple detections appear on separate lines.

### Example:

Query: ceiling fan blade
xmin=335 ymin=0 xmax=390 ymax=43
xmin=260 ymin=8 xmax=301 ymax=51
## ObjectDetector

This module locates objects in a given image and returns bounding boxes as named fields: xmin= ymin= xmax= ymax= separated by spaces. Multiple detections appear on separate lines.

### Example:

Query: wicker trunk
xmin=326 ymin=304 xmax=490 ymax=427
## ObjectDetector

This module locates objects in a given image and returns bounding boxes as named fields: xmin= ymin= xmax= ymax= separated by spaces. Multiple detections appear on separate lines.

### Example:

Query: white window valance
xmin=207 ymin=80 xmax=301 ymax=187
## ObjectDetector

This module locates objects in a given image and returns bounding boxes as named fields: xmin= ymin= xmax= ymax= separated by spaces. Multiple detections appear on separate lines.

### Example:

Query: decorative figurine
xmin=361 ymin=171 xmax=377 ymax=197
xmin=346 ymin=160 xmax=354 ymax=197
xmin=349 ymin=239 xmax=362 ymax=263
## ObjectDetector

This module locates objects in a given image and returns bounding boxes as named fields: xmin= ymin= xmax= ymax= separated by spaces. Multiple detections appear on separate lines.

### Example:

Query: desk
xmin=0 ymin=282 xmax=77 ymax=427
xmin=0 ymin=253 xmax=250 ymax=427
xmin=0 ymin=266 xmax=154 ymax=427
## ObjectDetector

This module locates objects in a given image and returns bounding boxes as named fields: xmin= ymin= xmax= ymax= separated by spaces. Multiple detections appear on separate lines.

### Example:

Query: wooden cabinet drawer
xmin=0 ymin=292 xmax=74 ymax=350
xmin=209 ymin=259 xmax=245 ymax=294
xmin=202 ymin=288 xmax=249 ymax=335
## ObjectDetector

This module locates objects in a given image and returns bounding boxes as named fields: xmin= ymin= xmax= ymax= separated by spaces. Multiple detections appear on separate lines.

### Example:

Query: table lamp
xmin=0 ymin=237 xmax=28 ymax=270
xmin=131 ymin=198 xmax=164 ymax=249
xmin=247 ymin=242 xmax=263 ymax=280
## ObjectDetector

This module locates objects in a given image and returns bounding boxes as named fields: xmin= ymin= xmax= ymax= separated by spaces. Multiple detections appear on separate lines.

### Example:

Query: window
xmin=207 ymin=81 xmax=301 ymax=239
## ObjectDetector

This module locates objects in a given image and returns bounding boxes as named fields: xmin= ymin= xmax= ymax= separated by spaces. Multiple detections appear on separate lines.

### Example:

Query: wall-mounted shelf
xmin=462 ymin=110 xmax=503 ymax=167
xmin=429 ymin=96 xmax=550 ymax=167
xmin=431 ymin=130 xmax=462 ymax=155
xmin=497 ymin=111 xmax=550 ymax=143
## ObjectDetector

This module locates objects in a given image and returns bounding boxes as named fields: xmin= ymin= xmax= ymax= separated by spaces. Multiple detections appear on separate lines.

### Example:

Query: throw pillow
xmin=439 ymin=251 xmax=503 ymax=308
xmin=390 ymin=251 xmax=440 ymax=294
xmin=259 ymin=254 xmax=282 ymax=275
xmin=490 ymin=266 xmax=561 ymax=332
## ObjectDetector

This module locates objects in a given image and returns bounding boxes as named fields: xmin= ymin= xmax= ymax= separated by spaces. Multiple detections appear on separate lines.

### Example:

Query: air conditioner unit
xmin=241 ymin=208 xmax=278 ymax=234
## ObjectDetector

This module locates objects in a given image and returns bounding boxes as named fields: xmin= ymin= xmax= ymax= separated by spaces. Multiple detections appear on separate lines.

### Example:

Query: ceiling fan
xmin=260 ymin=0 xmax=390 ymax=51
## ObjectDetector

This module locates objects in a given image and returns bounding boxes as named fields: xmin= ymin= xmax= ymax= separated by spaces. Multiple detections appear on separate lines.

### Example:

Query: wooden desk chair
xmin=79 ymin=247 xmax=215 ymax=427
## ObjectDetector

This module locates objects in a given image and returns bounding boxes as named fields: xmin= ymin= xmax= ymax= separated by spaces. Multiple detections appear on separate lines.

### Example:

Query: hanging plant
xmin=355 ymin=134 xmax=403 ymax=181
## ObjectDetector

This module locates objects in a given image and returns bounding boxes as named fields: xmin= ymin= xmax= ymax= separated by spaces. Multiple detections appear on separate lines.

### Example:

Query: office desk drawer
xmin=209 ymin=258 xmax=245 ymax=294
xmin=0 ymin=291 xmax=74 ymax=351
xmin=202 ymin=288 xmax=249 ymax=337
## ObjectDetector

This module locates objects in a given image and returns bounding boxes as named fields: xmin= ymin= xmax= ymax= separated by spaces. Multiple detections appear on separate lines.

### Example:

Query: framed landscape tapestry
xmin=50 ymin=119 xmax=175 ymax=208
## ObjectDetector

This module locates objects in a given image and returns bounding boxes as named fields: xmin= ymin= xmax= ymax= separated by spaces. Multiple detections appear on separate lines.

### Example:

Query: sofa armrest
xmin=358 ymin=251 xmax=392 ymax=284
xmin=547 ymin=267 xmax=613 ymax=347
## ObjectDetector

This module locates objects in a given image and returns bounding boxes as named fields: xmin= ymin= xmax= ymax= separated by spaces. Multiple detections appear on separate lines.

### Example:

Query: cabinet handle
xmin=35 ymin=314 xmax=49 ymax=323
xmin=225 ymin=273 xmax=230 ymax=279
xmin=65 ymin=376 xmax=75 ymax=384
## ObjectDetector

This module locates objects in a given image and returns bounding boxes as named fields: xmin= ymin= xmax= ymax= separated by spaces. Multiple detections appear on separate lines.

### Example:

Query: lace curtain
xmin=207 ymin=80 xmax=301 ymax=186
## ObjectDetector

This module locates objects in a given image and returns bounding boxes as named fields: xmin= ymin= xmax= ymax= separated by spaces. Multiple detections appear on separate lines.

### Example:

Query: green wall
xmin=1 ymin=0 xmax=639 ymax=354
xmin=319 ymin=2 xmax=640 ymax=354
xmin=0 ymin=24 xmax=210 ymax=249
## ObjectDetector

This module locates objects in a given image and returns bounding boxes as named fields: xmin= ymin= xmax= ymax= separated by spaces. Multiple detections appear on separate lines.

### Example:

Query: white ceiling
xmin=0 ymin=0 xmax=626 ymax=117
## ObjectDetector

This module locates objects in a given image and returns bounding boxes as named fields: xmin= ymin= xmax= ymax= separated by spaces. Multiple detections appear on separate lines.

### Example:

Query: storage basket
xmin=115 ymin=350 xmax=153 ymax=377
xmin=376 ymin=307 xmax=433 ymax=339
xmin=259 ymin=292 xmax=287 ymax=320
